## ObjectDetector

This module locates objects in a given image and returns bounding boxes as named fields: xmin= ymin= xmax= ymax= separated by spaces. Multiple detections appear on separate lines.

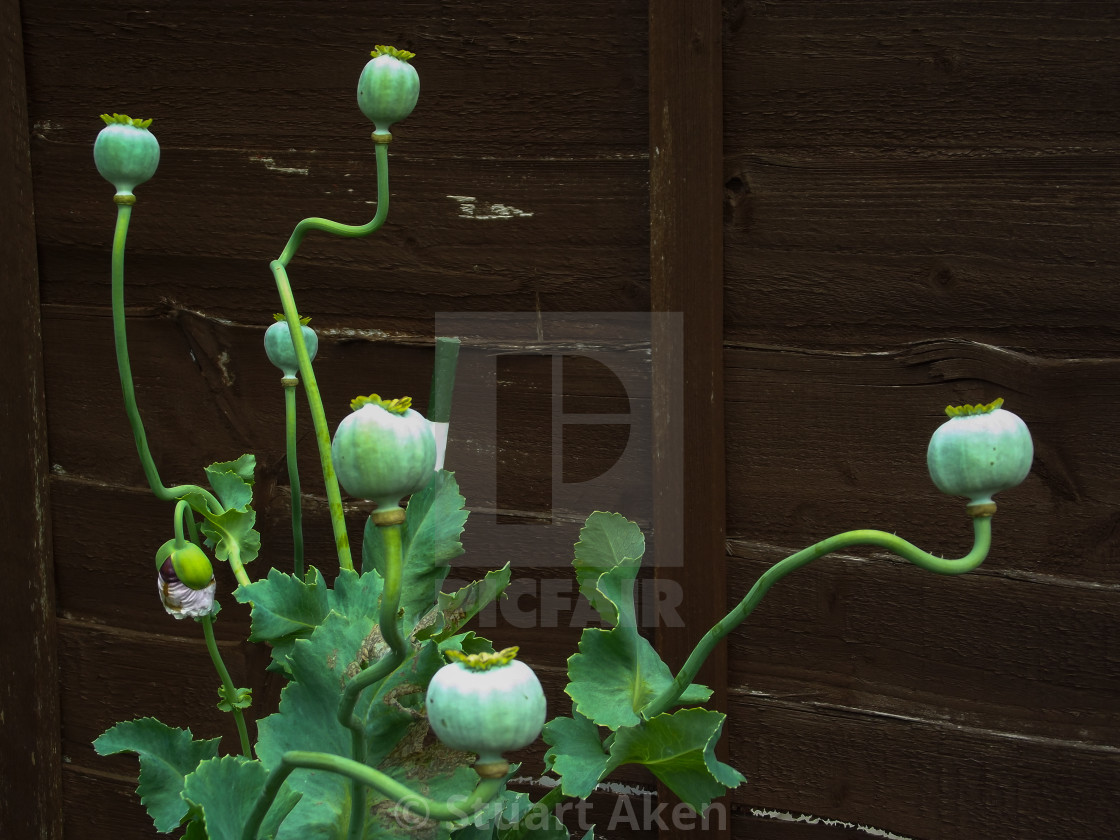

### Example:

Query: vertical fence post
xmin=650 ymin=1 xmax=728 ymax=837
xmin=0 ymin=2 xmax=62 ymax=837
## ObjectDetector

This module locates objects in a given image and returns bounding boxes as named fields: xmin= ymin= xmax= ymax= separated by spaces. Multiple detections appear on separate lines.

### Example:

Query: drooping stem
xmin=642 ymin=514 xmax=994 ymax=719
xmin=172 ymin=499 xmax=191 ymax=548
xmin=199 ymin=613 xmax=252 ymax=758
xmin=276 ymin=140 xmax=392 ymax=266
xmin=283 ymin=382 xmax=305 ymax=578
xmin=241 ymin=750 xmax=505 ymax=840
xmin=271 ymin=261 xmax=353 ymax=573
xmin=109 ymin=200 xmax=221 ymax=513
xmin=338 ymin=519 xmax=407 ymax=840
xmin=268 ymin=140 xmax=393 ymax=574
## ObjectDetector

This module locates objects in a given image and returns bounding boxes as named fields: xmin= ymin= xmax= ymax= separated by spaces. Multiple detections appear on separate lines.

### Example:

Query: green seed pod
xmin=357 ymin=45 xmax=420 ymax=135
xmin=169 ymin=543 xmax=215 ymax=590
xmin=425 ymin=647 xmax=547 ymax=765
xmin=264 ymin=315 xmax=318 ymax=377
xmin=926 ymin=398 xmax=1033 ymax=505
xmin=331 ymin=394 xmax=436 ymax=512
xmin=94 ymin=114 xmax=160 ymax=197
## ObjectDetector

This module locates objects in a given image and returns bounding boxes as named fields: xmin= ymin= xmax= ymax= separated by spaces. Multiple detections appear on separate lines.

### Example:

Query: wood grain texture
xmin=0 ymin=0 xmax=62 ymax=837
xmin=721 ymin=1 xmax=1120 ymax=837
xmin=726 ymin=690 xmax=1119 ymax=840
xmin=23 ymin=2 xmax=652 ymax=836
xmin=722 ymin=0 xmax=1120 ymax=353
xmin=20 ymin=0 xmax=1120 ymax=837
xmin=650 ymin=2 xmax=728 ymax=837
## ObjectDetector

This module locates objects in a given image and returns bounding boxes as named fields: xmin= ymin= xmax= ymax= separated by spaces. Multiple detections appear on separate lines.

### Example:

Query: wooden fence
xmin=3 ymin=1 xmax=1118 ymax=838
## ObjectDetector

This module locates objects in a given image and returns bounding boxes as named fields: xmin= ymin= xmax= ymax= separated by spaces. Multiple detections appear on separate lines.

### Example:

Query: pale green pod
xmin=926 ymin=399 xmax=1033 ymax=505
xmin=425 ymin=648 xmax=547 ymax=764
xmin=357 ymin=46 xmax=420 ymax=135
xmin=331 ymin=396 xmax=436 ymax=512
xmin=264 ymin=319 xmax=318 ymax=377
xmin=94 ymin=114 xmax=160 ymax=196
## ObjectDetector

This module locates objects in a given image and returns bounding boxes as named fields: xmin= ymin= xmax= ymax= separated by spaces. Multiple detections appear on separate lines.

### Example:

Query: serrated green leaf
xmin=565 ymin=627 xmax=675 ymax=730
xmin=256 ymin=611 xmax=375 ymax=768
xmin=199 ymin=504 xmax=261 ymax=566
xmin=328 ymin=567 xmax=386 ymax=620
xmin=572 ymin=512 xmax=645 ymax=627
xmin=93 ymin=718 xmax=221 ymax=832
xmin=437 ymin=631 xmax=496 ymax=657
xmin=605 ymin=709 xmax=745 ymax=812
xmin=182 ymin=755 xmax=299 ymax=840
xmin=541 ymin=710 xmax=608 ymax=799
xmin=177 ymin=455 xmax=262 ymax=567
xmin=236 ymin=567 xmax=330 ymax=644
xmin=205 ymin=455 xmax=256 ymax=510
xmin=363 ymin=470 xmax=469 ymax=627
xmin=413 ymin=565 xmax=511 ymax=643
xmin=362 ymin=640 xmax=446 ymax=764
xmin=255 ymin=616 xmax=467 ymax=839
xmin=257 ymin=611 xmax=378 ymax=838
xmin=678 ymin=683 xmax=714 ymax=705
xmin=450 ymin=788 xmax=533 ymax=839
xmin=234 ymin=567 xmax=385 ymax=675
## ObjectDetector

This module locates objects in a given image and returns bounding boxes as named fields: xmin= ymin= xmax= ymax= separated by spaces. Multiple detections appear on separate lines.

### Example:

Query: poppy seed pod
xmin=927 ymin=399 xmax=1033 ymax=505
xmin=94 ymin=114 xmax=160 ymax=197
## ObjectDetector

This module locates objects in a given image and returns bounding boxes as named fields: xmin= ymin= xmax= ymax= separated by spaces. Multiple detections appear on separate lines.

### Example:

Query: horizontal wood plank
xmin=22 ymin=0 xmax=648 ymax=156
xmin=723 ymin=341 xmax=1120 ymax=584
xmin=725 ymin=542 xmax=1119 ymax=744
xmin=722 ymin=1 xmax=1120 ymax=353
xmin=725 ymin=690 xmax=1120 ymax=840
xmin=723 ymin=1 xmax=1120 ymax=152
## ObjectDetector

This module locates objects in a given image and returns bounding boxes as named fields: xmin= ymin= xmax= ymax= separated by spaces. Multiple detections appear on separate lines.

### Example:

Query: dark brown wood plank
xmin=721 ymin=153 xmax=1120 ymax=352
xmin=63 ymin=767 xmax=162 ymax=840
xmin=21 ymin=0 xmax=649 ymax=157
xmin=725 ymin=542 xmax=1119 ymax=744
xmin=29 ymin=152 xmax=650 ymax=325
xmin=41 ymin=308 xmax=651 ymax=530
xmin=723 ymin=1 xmax=1120 ymax=152
xmin=0 ymin=0 xmax=61 ymax=837
xmin=650 ymin=1 xmax=727 ymax=838
xmin=722 ymin=1 xmax=1120 ymax=353
xmin=723 ymin=341 xmax=1120 ymax=583
xmin=649 ymin=0 xmax=727 ymax=679
xmin=725 ymin=690 xmax=1120 ymax=840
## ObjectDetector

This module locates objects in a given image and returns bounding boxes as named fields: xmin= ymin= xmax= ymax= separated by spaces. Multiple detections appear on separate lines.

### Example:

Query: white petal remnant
xmin=158 ymin=559 xmax=216 ymax=619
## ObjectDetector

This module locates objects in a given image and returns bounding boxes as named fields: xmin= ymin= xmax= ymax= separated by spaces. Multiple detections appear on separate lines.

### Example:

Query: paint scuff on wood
xmin=448 ymin=195 xmax=533 ymax=220
xmin=249 ymin=155 xmax=309 ymax=175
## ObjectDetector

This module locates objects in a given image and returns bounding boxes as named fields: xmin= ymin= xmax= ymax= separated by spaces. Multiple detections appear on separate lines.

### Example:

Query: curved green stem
xmin=276 ymin=142 xmax=391 ymax=266
xmin=283 ymin=383 xmax=305 ymax=578
xmin=226 ymin=539 xmax=251 ymax=589
xmin=172 ymin=499 xmax=191 ymax=549
xmin=338 ymin=521 xmax=407 ymax=840
xmin=268 ymin=141 xmax=393 ymax=574
xmin=242 ymin=751 xmax=505 ymax=840
xmin=110 ymin=202 xmax=222 ymax=514
xmin=271 ymin=261 xmax=352 ymax=573
xmin=199 ymin=613 xmax=252 ymax=758
xmin=643 ymin=515 xmax=994 ymax=719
